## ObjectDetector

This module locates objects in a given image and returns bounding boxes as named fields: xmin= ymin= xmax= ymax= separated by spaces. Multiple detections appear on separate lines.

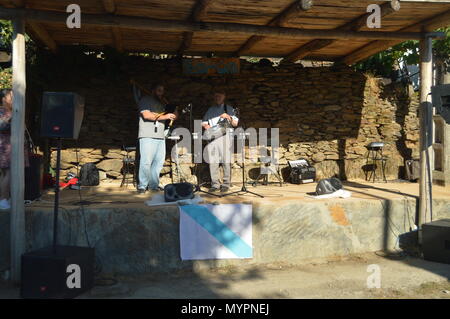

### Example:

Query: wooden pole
xmin=10 ymin=18 xmax=26 ymax=283
xmin=418 ymin=34 xmax=433 ymax=244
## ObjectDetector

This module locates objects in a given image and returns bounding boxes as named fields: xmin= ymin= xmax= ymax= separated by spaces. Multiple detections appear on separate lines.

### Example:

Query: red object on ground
xmin=59 ymin=178 xmax=79 ymax=189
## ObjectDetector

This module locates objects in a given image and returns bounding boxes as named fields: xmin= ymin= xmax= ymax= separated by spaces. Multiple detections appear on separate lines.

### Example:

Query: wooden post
xmin=10 ymin=18 xmax=26 ymax=283
xmin=418 ymin=34 xmax=433 ymax=243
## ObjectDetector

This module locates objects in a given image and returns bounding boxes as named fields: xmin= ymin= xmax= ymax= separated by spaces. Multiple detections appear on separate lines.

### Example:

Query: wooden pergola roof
xmin=0 ymin=0 xmax=449 ymax=64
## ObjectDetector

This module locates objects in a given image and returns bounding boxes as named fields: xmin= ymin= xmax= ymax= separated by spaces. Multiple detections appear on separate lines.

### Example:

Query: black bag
xmin=79 ymin=163 xmax=100 ymax=186
xmin=316 ymin=178 xmax=343 ymax=195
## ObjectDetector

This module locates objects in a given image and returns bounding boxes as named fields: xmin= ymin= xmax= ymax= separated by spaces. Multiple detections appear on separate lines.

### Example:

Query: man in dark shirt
xmin=138 ymin=84 xmax=177 ymax=194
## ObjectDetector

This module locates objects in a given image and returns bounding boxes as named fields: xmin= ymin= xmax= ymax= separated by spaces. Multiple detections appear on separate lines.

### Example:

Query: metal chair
xmin=121 ymin=145 xmax=137 ymax=188
xmin=365 ymin=142 xmax=388 ymax=183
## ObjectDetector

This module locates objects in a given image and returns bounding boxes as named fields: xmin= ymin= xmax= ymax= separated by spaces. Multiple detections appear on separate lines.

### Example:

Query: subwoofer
xmin=40 ymin=92 xmax=85 ymax=139
xmin=164 ymin=183 xmax=195 ymax=202
xmin=21 ymin=245 xmax=95 ymax=299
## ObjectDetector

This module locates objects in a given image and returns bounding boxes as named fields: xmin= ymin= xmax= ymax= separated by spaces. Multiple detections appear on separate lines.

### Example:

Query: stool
xmin=121 ymin=145 xmax=137 ymax=188
xmin=252 ymin=147 xmax=283 ymax=187
xmin=365 ymin=142 xmax=388 ymax=183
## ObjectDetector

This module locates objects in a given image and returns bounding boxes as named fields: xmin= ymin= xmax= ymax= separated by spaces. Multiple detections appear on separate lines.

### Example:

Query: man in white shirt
xmin=202 ymin=90 xmax=239 ymax=193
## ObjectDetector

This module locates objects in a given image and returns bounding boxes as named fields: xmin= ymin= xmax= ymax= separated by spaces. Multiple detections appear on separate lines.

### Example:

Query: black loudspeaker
xmin=432 ymin=84 xmax=450 ymax=123
xmin=422 ymin=219 xmax=450 ymax=265
xmin=21 ymin=246 xmax=95 ymax=299
xmin=25 ymin=154 xmax=43 ymax=201
xmin=164 ymin=183 xmax=195 ymax=202
xmin=40 ymin=92 xmax=85 ymax=139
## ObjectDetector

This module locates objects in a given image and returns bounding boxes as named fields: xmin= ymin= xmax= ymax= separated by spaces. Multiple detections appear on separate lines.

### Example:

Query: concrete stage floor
xmin=26 ymin=179 xmax=450 ymax=210
xmin=1 ymin=179 xmax=449 ymax=276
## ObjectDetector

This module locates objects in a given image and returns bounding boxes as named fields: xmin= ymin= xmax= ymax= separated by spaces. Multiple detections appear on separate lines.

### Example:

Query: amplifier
xmin=164 ymin=183 xmax=195 ymax=202
xmin=288 ymin=159 xmax=316 ymax=184
xmin=21 ymin=246 xmax=95 ymax=299
xmin=422 ymin=219 xmax=450 ymax=265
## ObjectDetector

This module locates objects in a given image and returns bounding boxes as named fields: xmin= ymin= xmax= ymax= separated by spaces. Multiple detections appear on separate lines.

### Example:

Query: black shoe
xmin=220 ymin=186 xmax=230 ymax=193
xmin=209 ymin=187 xmax=219 ymax=193
xmin=137 ymin=188 xmax=146 ymax=194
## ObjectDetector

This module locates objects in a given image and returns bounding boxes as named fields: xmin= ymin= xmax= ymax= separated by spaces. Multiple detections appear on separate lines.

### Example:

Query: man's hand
xmin=220 ymin=113 xmax=232 ymax=122
xmin=203 ymin=124 xmax=211 ymax=130
xmin=162 ymin=113 xmax=177 ymax=121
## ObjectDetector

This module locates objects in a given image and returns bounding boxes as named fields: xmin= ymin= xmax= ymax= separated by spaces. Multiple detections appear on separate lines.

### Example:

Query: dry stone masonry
xmin=41 ymin=58 xmax=419 ymax=183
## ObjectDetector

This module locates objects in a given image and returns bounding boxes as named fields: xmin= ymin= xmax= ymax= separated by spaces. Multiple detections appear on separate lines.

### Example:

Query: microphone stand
xmin=221 ymin=107 xmax=264 ymax=198
xmin=187 ymin=103 xmax=221 ymax=198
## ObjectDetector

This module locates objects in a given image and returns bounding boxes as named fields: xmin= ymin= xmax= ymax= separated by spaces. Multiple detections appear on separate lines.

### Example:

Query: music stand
xmin=222 ymin=132 xmax=264 ymax=198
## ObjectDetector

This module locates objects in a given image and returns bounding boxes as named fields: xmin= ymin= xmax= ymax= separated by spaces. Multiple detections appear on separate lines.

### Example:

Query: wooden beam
xmin=339 ymin=0 xmax=401 ymax=32
xmin=178 ymin=31 xmax=194 ymax=54
xmin=10 ymin=18 xmax=26 ymax=284
xmin=101 ymin=0 xmax=124 ymax=52
xmin=27 ymin=21 xmax=57 ymax=52
xmin=102 ymin=0 xmax=116 ymax=14
xmin=191 ymin=0 xmax=213 ymax=22
xmin=10 ymin=0 xmax=25 ymax=7
xmin=236 ymin=0 xmax=313 ymax=56
xmin=284 ymin=39 xmax=334 ymax=62
xmin=10 ymin=0 xmax=58 ymax=52
xmin=342 ymin=9 xmax=450 ymax=65
xmin=284 ymin=0 xmax=400 ymax=62
xmin=179 ymin=0 xmax=214 ymax=55
xmin=111 ymin=26 xmax=123 ymax=52
xmin=270 ymin=0 xmax=313 ymax=28
xmin=0 ymin=7 xmax=438 ymax=42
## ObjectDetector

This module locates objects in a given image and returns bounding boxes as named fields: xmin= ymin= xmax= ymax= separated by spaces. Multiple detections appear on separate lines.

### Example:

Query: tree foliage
xmin=355 ymin=27 xmax=450 ymax=78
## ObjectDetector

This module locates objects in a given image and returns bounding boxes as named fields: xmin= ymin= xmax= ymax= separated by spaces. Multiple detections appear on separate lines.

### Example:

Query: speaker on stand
xmin=21 ymin=92 xmax=95 ymax=299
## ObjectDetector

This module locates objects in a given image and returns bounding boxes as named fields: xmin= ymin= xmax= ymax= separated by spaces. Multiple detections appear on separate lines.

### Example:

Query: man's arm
xmin=139 ymin=97 xmax=176 ymax=122
xmin=202 ymin=108 xmax=211 ymax=130
xmin=141 ymin=111 xmax=176 ymax=122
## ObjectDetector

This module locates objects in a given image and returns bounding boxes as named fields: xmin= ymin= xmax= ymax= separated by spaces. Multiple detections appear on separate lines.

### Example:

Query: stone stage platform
xmin=1 ymin=180 xmax=449 ymax=276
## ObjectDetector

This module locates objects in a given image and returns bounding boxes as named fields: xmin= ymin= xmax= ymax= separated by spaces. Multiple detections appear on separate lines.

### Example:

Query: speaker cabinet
xmin=423 ymin=219 xmax=450 ymax=265
xmin=25 ymin=154 xmax=43 ymax=201
xmin=164 ymin=183 xmax=195 ymax=202
xmin=21 ymin=246 xmax=95 ymax=299
xmin=432 ymin=84 xmax=450 ymax=124
xmin=40 ymin=92 xmax=85 ymax=139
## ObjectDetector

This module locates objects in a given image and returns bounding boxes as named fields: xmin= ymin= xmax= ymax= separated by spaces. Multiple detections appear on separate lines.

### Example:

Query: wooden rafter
xmin=27 ymin=21 xmax=57 ymax=52
xmin=0 ymin=7 xmax=444 ymax=43
xmin=178 ymin=0 xmax=214 ymax=55
xmin=342 ymin=8 xmax=450 ymax=65
xmin=101 ymin=0 xmax=124 ymax=52
xmin=10 ymin=0 xmax=58 ymax=53
xmin=236 ymin=0 xmax=313 ymax=56
xmin=102 ymin=0 xmax=116 ymax=14
xmin=284 ymin=0 xmax=401 ymax=62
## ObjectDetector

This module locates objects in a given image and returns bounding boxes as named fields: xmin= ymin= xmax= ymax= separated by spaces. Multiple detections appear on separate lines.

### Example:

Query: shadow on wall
xmin=26 ymin=51 xmax=418 ymax=183
xmin=14 ymin=198 xmax=267 ymax=298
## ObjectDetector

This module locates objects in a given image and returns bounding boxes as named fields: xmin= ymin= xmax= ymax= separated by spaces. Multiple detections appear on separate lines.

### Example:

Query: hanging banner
xmin=183 ymin=58 xmax=240 ymax=76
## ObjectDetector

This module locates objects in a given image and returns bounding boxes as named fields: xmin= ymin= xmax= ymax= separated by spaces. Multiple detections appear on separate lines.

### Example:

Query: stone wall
xmin=34 ymin=57 xmax=420 ymax=183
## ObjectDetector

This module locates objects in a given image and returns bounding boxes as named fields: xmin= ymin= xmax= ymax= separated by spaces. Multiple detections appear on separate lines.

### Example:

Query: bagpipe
xmin=131 ymin=78 xmax=179 ymax=137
